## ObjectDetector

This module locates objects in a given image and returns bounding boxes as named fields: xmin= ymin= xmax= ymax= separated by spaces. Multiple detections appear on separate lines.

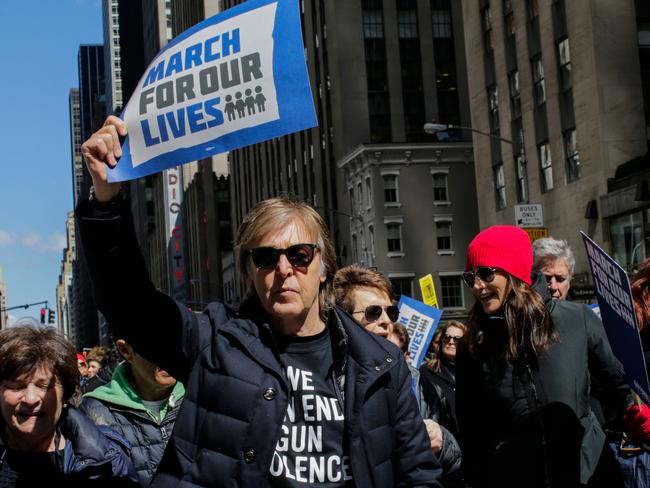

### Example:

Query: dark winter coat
xmin=80 ymin=363 xmax=185 ymax=485
xmin=419 ymin=362 xmax=458 ymax=436
xmin=456 ymin=272 xmax=632 ymax=487
xmin=0 ymin=406 xmax=139 ymax=487
xmin=76 ymin=197 xmax=441 ymax=488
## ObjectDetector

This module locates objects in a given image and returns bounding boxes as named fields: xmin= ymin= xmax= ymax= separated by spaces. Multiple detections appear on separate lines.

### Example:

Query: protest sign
xmin=581 ymin=231 xmax=650 ymax=405
xmin=418 ymin=274 xmax=439 ymax=308
xmin=397 ymin=295 xmax=443 ymax=369
xmin=109 ymin=0 xmax=317 ymax=182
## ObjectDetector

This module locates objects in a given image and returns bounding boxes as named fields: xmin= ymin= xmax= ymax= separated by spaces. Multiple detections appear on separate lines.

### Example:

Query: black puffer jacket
xmin=76 ymin=197 xmax=441 ymax=488
xmin=456 ymin=273 xmax=631 ymax=488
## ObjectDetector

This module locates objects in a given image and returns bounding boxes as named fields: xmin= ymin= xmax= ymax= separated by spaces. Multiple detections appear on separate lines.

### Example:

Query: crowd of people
xmin=2 ymin=115 xmax=650 ymax=486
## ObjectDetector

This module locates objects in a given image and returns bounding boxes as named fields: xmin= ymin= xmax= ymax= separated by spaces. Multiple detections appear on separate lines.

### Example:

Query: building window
xmin=365 ymin=177 xmax=373 ymax=209
xmin=564 ymin=129 xmax=580 ymax=182
xmin=352 ymin=234 xmax=358 ymax=262
xmin=539 ymin=142 xmax=554 ymax=192
xmin=391 ymin=277 xmax=413 ymax=300
xmin=503 ymin=0 xmax=515 ymax=37
xmin=532 ymin=57 xmax=546 ymax=106
xmin=436 ymin=221 xmax=452 ymax=251
xmin=440 ymin=275 xmax=464 ymax=308
xmin=349 ymin=187 xmax=355 ymax=215
xmin=481 ymin=6 xmax=493 ymax=52
xmin=493 ymin=163 xmax=507 ymax=209
xmin=431 ymin=0 xmax=451 ymax=38
xmin=610 ymin=210 xmax=647 ymax=271
xmin=432 ymin=172 xmax=449 ymax=202
xmin=508 ymin=70 xmax=521 ymax=119
xmin=383 ymin=174 xmax=399 ymax=204
xmin=557 ymin=38 xmax=572 ymax=91
xmin=363 ymin=7 xmax=384 ymax=39
xmin=386 ymin=223 xmax=403 ymax=253
xmin=397 ymin=2 xmax=418 ymax=39
xmin=516 ymin=153 xmax=529 ymax=203
xmin=357 ymin=182 xmax=364 ymax=214
xmin=528 ymin=0 xmax=539 ymax=20
xmin=487 ymin=84 xmax=499 ymax=130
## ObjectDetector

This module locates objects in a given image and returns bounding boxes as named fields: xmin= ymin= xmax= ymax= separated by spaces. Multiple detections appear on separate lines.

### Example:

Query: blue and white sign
xmin=581 ymin=231 xmax=650 ymax=405
xmin=398 ymin=296 xmax=443 ymax=369
xmin=109 ymin=0 xmax=317 ymax=182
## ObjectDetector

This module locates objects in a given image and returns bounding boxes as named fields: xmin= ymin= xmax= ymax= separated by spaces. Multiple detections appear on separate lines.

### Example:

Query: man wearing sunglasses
xmin=334 ymin=265 xmax=462 ymax=487
xmin=75 ymin=117 xmax=441 ymax=488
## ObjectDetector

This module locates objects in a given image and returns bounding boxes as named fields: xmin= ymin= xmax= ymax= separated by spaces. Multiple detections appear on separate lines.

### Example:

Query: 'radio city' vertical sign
xmin=108 ymin=0 xmax=317 ymax=182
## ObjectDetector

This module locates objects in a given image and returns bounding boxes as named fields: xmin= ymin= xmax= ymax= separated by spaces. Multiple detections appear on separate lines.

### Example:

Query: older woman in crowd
xmin=456 ymin=225 xmax=637 ymax=488
xmin=0 ymin=326 xmax=137 ymax=486
xmin=74 ymin=116 xmax=441 ymax=487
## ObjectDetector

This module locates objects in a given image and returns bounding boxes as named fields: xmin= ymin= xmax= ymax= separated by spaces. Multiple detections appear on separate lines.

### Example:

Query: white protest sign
xmin=109 ymin=0 xmax=316 ymax=181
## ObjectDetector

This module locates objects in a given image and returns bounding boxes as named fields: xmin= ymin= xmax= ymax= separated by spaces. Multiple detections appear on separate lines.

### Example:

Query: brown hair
xmin=86 ymin=345 xmax=109 ymax=366
xmin=391 ymin=323 xmax=410 ymax=355
xmin=426 ymin=320 xmax=467 ymax=372
xmin=333 ymin=264 xmax=395 ymax=313
xmin=465 ymin=275 xmax=558 ymax=360
xmin=0 ymin=327 xmax=80 ymax=403
xmin=235 ymin=196 xmax=337 ymax=322
xmin=632 ymin=258 xmax=650 ymax=332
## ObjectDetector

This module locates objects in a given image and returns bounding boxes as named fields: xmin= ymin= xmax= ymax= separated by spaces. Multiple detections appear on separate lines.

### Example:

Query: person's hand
xmin=80 ymin=115 xmax=127 ymax=202
xmin=423 ymin=419 xmax=443 ymax=454
xmin=623 ymin=403 xmax=650 ymax=443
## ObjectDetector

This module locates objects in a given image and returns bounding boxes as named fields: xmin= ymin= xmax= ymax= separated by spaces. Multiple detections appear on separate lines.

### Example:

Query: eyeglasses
xmin=443 ymin=335 xmax=462 ymax=344
xmin=462 ymin=266 xmax=498 ymax=288
xmin=248 ymin=243 xmax=319 ymax=269
xmin=353 ymin=305 xmax=400 ymax=323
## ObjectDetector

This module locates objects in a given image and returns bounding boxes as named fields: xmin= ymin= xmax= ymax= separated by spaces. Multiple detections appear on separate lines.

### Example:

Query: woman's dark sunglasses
xmin=462 ymin=266 xmax=498 ymax=288
xmin=353 ymin=305 xmax=400 ymax=323
xmin=443 ymin=335 xmax=462 ymax=344
xmin=248 ymin=243 xmax=319 ymax=269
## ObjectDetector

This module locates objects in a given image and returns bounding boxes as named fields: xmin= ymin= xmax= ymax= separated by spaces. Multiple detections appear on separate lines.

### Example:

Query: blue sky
xmin=0 ymin=0 xmax=103 ymax=322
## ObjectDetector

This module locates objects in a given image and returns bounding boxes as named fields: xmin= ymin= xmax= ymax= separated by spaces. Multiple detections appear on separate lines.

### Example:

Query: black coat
xmin=456 ymin=273 xmax=631 ymax=488
xmin=419 ymin=362 xmax=458 ymax=436
xmin=76 ymin=197 xmax=441 ymax=488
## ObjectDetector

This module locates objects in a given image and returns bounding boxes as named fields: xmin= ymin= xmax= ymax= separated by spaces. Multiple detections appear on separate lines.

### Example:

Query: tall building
xmin=103 ymin=0 xmax=124 ymax=114
xmin=56 ymin=212 xmax=75 ymax=340
xmin=69 ymin=89 xmax=83 ymax=207
xmin=223 ymin=0 xmax=479 ymax=314
xmin=72 ymin=44 xmax=106 ymax=349
xmin=460 ymin=0 xmax=648 ymax=289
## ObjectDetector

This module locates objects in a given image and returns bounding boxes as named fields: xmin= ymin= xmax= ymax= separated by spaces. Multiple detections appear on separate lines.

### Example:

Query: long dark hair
xmin=632 ymin=258 xmax=650 ymax=332
xmin=465 ymin=274 xmax=558 ymax=360
xmin=426 ymin=320 xmax=467 ymax=372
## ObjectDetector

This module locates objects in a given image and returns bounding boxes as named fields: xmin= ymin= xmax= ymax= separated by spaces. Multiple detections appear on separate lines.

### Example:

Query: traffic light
xmin=48 ymin=309 xmax=55 ymax=324
xmin=40 ymin=308 xmax=46 ymax=324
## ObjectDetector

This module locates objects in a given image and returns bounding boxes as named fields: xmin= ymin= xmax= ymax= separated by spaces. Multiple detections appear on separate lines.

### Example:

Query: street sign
xmin=515 ymin=204 xmax=544 ymax=228
xmin=523 ymin=227 xmax=549 ymax=241
xmin=418 ymin=274 xmax=439 ymax=308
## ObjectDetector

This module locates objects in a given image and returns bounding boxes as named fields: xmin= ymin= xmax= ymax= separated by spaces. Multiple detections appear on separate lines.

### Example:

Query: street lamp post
xmin=423 ymin=122 xmax=515 ymax=146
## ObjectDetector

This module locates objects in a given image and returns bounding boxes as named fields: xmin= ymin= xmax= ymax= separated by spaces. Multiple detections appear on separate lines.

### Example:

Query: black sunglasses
xmin=462 ymin=266 xmax=498 ymax=288
xmin=353 ymin=305 xmax=400 ymax=323
xmin=248 ymin=243 xmax=319 ymax=269
xmin=443 ymin=335 xmax=462 ymax=344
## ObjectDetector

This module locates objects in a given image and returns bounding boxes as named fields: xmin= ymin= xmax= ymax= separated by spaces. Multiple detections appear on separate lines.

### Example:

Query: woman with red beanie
xmin=456 ymin=225 xmax=635 ymax=488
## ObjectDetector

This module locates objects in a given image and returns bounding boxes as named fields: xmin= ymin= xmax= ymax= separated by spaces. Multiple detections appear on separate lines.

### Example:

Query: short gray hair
xmin=532 ymin=237 xmax=575 ymax=276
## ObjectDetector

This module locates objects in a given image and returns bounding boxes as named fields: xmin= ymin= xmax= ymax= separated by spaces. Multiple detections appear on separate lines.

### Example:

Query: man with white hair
xmin=532 ymin=237 xmax=575 ymax=300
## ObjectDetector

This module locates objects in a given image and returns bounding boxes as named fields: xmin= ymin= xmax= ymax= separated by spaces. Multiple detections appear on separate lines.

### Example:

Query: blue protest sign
xmin=581 ymin=231 xmax=650 ymax=405
xmin=109 ymin=0 xmax=317 ymax=182
xmin=397 ymin=295 xmax=443 ymax=369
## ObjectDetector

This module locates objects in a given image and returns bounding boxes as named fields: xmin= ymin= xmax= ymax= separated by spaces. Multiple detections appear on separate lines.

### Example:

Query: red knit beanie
xmin=466 ymin=225 xmax=533 ymax=285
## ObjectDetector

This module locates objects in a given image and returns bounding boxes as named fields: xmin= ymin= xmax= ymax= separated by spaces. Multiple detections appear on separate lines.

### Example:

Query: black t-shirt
xmin=269 ymin=328 xmax=353 ymax=487
xmin=0 ymin=448 xmax=65 ymax=487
